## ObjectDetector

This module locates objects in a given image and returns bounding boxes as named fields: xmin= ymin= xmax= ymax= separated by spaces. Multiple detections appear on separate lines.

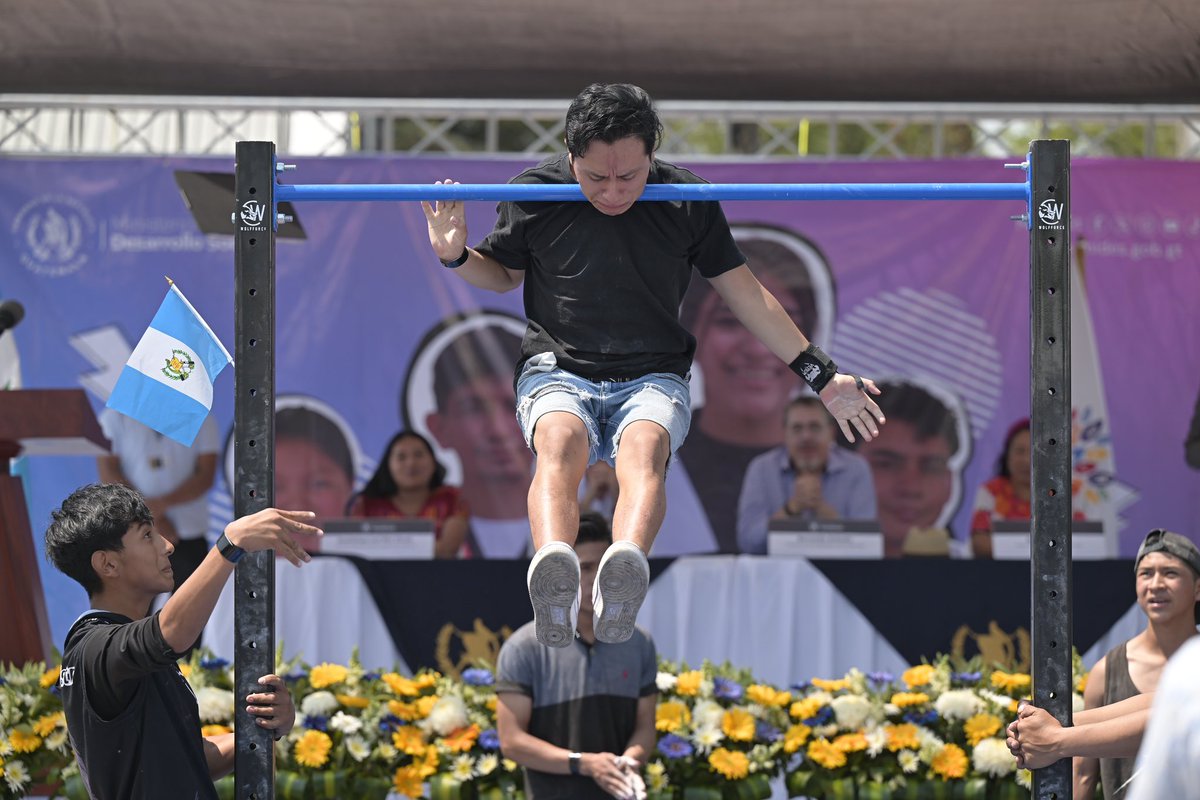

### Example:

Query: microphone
xmin=0 ymin=299 xmax=25 ymax=338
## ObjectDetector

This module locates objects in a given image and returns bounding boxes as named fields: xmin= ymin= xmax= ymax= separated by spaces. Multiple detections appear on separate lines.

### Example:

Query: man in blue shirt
xmin=736 ymin=397 xmax=876 ymax=554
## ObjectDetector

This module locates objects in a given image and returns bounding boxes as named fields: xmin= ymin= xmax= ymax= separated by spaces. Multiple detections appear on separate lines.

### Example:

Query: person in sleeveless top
xmin=1074 ymin=529 xmax=1200 ymax=799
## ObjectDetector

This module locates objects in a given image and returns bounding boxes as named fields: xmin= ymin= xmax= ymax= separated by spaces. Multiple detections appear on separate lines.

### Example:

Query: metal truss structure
xmin=2 ymin=95 xmax=1199 ymax=159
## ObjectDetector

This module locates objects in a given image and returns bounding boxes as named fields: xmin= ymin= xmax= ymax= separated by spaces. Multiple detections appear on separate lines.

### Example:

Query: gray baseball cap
xmin=1134 ymin=529 xmax=1200 ymax=577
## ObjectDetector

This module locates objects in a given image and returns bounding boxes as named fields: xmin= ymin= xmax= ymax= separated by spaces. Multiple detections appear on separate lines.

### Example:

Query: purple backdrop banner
xmin=2 ymin=156 xmax=1198 ymax=643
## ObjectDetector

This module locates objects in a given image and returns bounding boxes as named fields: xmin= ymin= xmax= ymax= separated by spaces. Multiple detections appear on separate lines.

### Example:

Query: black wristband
xmin=568 ymin=752 xmax=582 ymax=776
xmin=215 ymin=531 xmax=246 ymax=563
xmin=789 ymin=343 xmax=838 ymax=393
xmin=440 ymin=247 xmax=470 ymax=269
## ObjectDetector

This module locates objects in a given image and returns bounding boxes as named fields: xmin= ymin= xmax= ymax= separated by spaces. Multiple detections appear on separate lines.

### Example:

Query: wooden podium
xmin=0 ymin=389 xmax=108 ymax=665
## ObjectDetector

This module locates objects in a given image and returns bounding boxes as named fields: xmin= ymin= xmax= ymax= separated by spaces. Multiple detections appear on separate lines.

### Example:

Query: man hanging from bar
xmin=421 ymin=82 xmax=885 ymax=648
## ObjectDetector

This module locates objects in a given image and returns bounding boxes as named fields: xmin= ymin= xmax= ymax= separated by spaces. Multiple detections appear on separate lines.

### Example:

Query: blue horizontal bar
xmin=275 ymin=181 xmax=1028 ymax=203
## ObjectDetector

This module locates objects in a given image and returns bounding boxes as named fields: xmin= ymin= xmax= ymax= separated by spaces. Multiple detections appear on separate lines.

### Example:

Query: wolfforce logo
xmin=240 ymin=200 xmax=268 ymax=228
xmin=800 ymin=363 xmax=821 ymax=383
xmin=1038 ymin=199 xmax=1065 ymax=228
xmin=12 ymin=195 xmax=98 ymax=277
xmin=58 ymin=666 xmax=76 ymax=688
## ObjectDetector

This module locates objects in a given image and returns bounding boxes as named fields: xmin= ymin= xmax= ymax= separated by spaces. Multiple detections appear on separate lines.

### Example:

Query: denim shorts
xmin=515 ymin=352 xmax=692 ymax=466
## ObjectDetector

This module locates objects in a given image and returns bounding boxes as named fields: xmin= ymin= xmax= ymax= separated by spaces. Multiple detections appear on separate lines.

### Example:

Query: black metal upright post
xmin=1028 ymin=139 xmax=1072 ymax=798
xmin=233 ymin=141 xmax=277 ymax=800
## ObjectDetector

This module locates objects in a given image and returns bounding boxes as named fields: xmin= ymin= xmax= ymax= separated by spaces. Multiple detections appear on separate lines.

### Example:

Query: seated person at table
xmin=1073 ymin=528 xmax=1200 ymax=800
xmin=347 ymin=429 xmax=469 ymax=559
xmin=968 ymin=417 xmax=1086 ymax=559
xmin=496 ymin=512 xmax=656 ymax=800
xmin=44 ymin=483 xmax=317 ymax=800
xmin=737 ymin=396 xmax=876 ymax=554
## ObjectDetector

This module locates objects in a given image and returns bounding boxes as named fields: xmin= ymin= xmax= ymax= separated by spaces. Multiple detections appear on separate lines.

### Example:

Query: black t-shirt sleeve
xmin=661 ymin=163 xmax=744 ymax=279
xmin=475 ymin=199 xmax=532 ymax=271
xmin=75 ymin=612 xmax=186 ymax=719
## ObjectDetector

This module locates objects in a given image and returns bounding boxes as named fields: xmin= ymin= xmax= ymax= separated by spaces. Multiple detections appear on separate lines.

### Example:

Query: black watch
xmin=216 ymin=531 xmax=246 ymax=563
xmin=568 ymin=752 xmax=582 ymax=776
xmin=440 ymin=247 xmax=470 ymax=269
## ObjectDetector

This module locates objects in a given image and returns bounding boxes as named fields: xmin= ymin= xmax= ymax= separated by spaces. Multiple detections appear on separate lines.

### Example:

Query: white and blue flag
xmin=106 ymin=283 xmax=233 ymax=446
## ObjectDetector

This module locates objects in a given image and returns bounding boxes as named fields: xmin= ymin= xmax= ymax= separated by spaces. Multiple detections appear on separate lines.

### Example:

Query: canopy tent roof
xmin=3 ymin=0 xmax=1198 ymax=103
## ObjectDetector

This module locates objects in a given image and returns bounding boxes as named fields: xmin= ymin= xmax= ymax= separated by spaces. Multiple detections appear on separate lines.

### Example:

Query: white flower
xmin=345 ymin=735 xmax=371 ymax=762
xmin=898 ymin=749 xmax=920 ymax=774
xmin=883 ymin=703 xmax=901 ymax=717
xmin=972 ymin=738 xmax=1017 ymax=777
xmin=917 ymin=728 xmax=944 ymax=763
xmin=864 ymin=726 xmax=887 ymax=757
xmin=831 ymin=694 xmax=873 ymax=730
xmin=646 ymin=761 xmax=669 ymax=792
xmin=427 ymin=694 xmax=470 ymax=736
xmin=698 ymin=677 xmax=714 ymax=698
xmin=45 ymin=730 xmax=69 ymax=753
xmin=692 ymin=724 xmax=724 ymax=752
xmin=4 ymin=759 xmax=30 ymax=793
xmin=477 ymin=754 xmax=499 ymax=776
xmin=814 ymin=724 xmax=839 ymax=739
xmin=692 ymin=700 xmax=725 ymax=729
xmin=196 ymin=687 xmax=235 ymax=723
xmin=329 ymin=711 xmax=362 ymax=735
xmin=376 ymin=743 xmax=397 ymax=760
xmin=1016 ymin=768 xmax=1032 ymax=789
xmin=0 ymin=732 xmax=13 ymax=756
xmin=1073 ymin=693 xmax=1085 ymax=713
xmin=451 ymin=754 xmax=476 ymax=781
xmin=300 ymin=690 xmax=339 ymax=717
xmin=934 ymin=689 xmax=983 ymax=722
xmin=656 ymin=672 xmax=677 ymax=692
xmin=19 ymin=692 xmax=37 ymax=709
xmin=808 ymin=690 xmax=833 ymax=707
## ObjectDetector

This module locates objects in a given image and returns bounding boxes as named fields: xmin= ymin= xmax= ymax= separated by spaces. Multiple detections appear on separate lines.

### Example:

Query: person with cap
xmin=1004 ymin=530 xmax=1200 ymax=792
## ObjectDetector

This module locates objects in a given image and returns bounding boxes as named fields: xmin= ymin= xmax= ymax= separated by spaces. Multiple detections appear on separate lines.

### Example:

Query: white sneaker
xmin=593 ymin=540 xmax=649 ymax=644
xmin=527 ymin=541 xmax=580 ymax=648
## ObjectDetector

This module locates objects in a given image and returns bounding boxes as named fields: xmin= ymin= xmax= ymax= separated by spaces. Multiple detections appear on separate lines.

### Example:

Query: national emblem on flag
xmin=106 ymin=283 xmax=233 ymax=446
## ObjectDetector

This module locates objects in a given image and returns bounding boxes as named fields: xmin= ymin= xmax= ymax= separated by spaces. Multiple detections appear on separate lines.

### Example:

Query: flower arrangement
xmin=2 ymin=650 xmax=1085 ymax=800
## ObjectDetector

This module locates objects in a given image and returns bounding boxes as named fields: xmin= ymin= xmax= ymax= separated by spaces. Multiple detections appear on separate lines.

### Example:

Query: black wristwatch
xmin=568 ymin=752 xmax=582 ymax=776
xmin=215 ymin=531 xmax=246 ymax=563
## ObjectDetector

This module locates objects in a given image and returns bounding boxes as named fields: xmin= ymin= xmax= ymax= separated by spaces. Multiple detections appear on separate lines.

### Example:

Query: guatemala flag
xmin=106 ymin=283 xmax=233 ymax=446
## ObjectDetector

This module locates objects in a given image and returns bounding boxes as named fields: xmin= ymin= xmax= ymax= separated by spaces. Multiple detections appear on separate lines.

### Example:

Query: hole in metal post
xmin=249 ymin=338 xmax=257 ymax=347
xmin=249 ymin=590 xmax=257 ymax=598
xmin=249 ymin=238 xmax=256 ymax=246
xmin=1049 ymin=691 xmax=1057 ymax=699
xmin=1048 ymin=488 xmax=1056 ymax=497
xmin=248 ymin=641 xmax=257 ymax=649
xmin=1049 ymin=539 xmax=1056 ymax=547
xmin=1048 ymin=387 xmax=1056 ymax=395
xmin=249 ymin=187 xmax=257 ymax=195
xmin=248 ymin=288 xmax=257 ymax=296
xmin=1051 ymin=640 xmax=1057 ymax=648
xmin=1047 ymin=185 xmax=1055 ymax=193
xmin=1047 ymin=337 xmax=1055 ymax=345
xmin=1049 ymin=438 xmax=1057 ymax=445
xmin=249 ymin=388 xmax=257 ymax=396
xmin=1050 ymin=590 xmax=1058 ymax=598
xmin=1046 ymin=237 xmax=1055 ymax=245
xmin=1047 ymin=286 xmax=1056 ymax=295
xmin=248 ymin=440 xmax=256 ymax=447
xmin=249 ymin=489 xmax=256 ymax=498
xmin=249 ymin=742 xmax=258 ymax=751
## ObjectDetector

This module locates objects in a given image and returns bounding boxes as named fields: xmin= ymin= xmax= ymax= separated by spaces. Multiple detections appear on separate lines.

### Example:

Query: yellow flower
xmin=309 ymin=663 xmax=349 ymax=689
xmin=393 ymin=765 xmax=424 ymax=798
xmin=746 ymin=684 xmax=792 ymax=707
xmin=656 ymin=701 xmax=691 ymax=732
xmin=383 ymin=672 xmax=420 ymax=696
xmin=503 ymin=758 xmax=518 ymax=772
xmin=486 ymin=696 xmax=498 ymax=712
xmin=790 ymin=697 xmax=826 ymax=720
xmin=890 ymin=692 xmax=930 ymax=708
xmin=9 ymin=729 xmax=41 ymax=753
xmin=416 ymin=695 xmax=437 ymax=717
xmin=931 ymin=743 xmax=969 ymax=780
xmin=40 ymin=666 xmax=62 ymax=688
xmin=964 ymin=713 xmax=1003 ymax=746
xmin=418 ymin=746 xmax=439 ymax=778
xmin=675 ymin=670 xmax=704 ymax=696
xmin=833 ymin=732 xmax=868 ymax=753
xmin=901 ymin=664 xmax=937 ymax=688
xmin=807 ymin=739 xmax=847 ymax=770
xmin=721 ymin=708 xmax=755 ymax=742
xmin=201 ymin=724 xmax=232 ymax=737
xmin=443 ymin=724 xmax=480 ymax=753
xmin=708 ymin=747 xmax=749 ymax=780
xmin=990 ymin=671 xmax=1032 ymax=693
xmin=414 ymin=672 xmax=440 ymax=690
xmin=885 ymin=723 xmax=921 ymax=752
xmin=294 ymin=730 xmax=332 ymax=768
xmin=811 ymin=677 xmax=850 ymax=692
xmin=1077 ymin=673 xmax=1089 ymax=694
xmin=783 ymin=724 xmax=811 ymax=753
xmin=32 ymin=712 xmax=65 ymax=737
xmin=336 ymin=693 xmax=370 ymax=709
xmin=392 ymin=726 xmax=427 ymax=755
xmin=178 ymin=663 xmax=192 ymax=679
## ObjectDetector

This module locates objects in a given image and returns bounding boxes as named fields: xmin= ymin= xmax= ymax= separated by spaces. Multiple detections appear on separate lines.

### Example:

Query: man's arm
xmin=621 ymin=693 xmax=657 ymax=767
xmin=1007 ymin=697 xmax=1150 ymax=769
xmin=1073 ymin=659 xmax=1107 ymax=798
xmin=203 ymin=732 xmax=236 ymax=780
xmin=496 ymin=692 xmax=631 ymax=798
xmin=421 ymin=184 xmax=525 ymax=293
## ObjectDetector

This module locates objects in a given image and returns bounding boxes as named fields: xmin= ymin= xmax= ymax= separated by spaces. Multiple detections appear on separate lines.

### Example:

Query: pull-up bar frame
xmin=231 ymin=142 xmax=1071 ymax=798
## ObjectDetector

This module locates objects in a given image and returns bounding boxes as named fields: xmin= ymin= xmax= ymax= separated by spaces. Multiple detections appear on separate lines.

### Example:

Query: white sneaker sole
xmin=594 ymin=542 xmax=649 ymax=644
xmin=527 ymin=544 xmax=580 ymax=648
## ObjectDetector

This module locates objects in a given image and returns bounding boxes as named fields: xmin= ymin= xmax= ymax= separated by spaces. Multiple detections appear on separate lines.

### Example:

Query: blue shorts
xmin=515 ymin=352 xmax=692 ymax=466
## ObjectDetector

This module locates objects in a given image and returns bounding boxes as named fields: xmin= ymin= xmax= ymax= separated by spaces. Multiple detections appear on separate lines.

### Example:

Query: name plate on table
xmin=767 ymin=519 xmax=884 ymax=559
xmin=318 ymin=518 xmax=435 ymax=560
xmin=991 ymin=520 xmax=1107 ymax=561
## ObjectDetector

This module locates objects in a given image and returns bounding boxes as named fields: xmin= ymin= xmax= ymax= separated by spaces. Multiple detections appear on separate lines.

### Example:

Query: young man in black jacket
xmin=44 ymin=482 xmax=322 ymax=800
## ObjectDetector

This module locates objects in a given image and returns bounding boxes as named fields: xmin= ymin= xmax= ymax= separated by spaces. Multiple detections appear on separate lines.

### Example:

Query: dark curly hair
xmin=44 ymin=483 xmax=152 ymax=596
xmin=564 ymin=83 xmax=663 ymax=158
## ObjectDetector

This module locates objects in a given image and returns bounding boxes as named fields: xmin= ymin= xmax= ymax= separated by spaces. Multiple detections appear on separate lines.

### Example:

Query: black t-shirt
xmin=59 ymin=611 xmax=217 ymax=800
xmin=475 ymin=154 xmax=745 ymax=381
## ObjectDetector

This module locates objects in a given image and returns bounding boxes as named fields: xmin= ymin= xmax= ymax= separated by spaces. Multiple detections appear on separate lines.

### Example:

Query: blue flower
xmin=462 ymin=668 xmax=495 ymax=686
xmin=49 ymin=684 xmax=61 ymax=696
xmin=0 ymin=677 xmax=7 ymax=686
xmin=364 ymin=671 xmax=381 ymax=682
xmin=284 ymin=669 xmax=308 ymax=683
xmin=756 ymin=721 xmax=782 ymax=742
xmin=201 ymin=657 xmax=230 ymax=670
xmin=479 ymin=728 xmax=501 ymax=751
xmin=790 ymin=681 xmax=812 ymax=693
xmin=803 ymin=706 xmax=834 ymax=727
xmin=379 ymin=714 xmax=402 ymax=732
xmin=657 ymin=734 xmax=694 ymax=759
xmin=903 ymin=710 xmax=939 ymax=726
xmin=305 ymin=715 xmax=329 ymax=732
xmin=867 ymin=671 xmax=895 ymax=686
xmin=952 ymin=671 xmax=982 ymax=684
xmin=713 ymin=677 xmax=743 ymax=701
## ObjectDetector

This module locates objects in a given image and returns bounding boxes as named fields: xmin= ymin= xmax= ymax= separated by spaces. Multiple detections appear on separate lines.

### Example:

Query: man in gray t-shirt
xmin=496 ymin=512 xmax=657 ymax=800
